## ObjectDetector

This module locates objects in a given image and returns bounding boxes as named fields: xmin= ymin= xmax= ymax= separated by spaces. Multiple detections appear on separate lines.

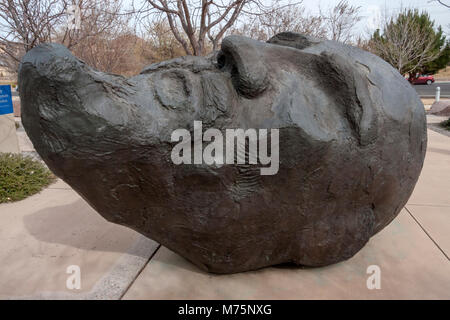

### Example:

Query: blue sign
xmin=0 ymin=85 xmax=14 ymax=115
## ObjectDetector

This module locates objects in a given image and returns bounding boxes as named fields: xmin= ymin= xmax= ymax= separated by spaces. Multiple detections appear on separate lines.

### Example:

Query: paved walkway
xmin=0 ymin=121 xmax=449 ymax=299
xmin=0 ymin=179 xmax=158 ymax=299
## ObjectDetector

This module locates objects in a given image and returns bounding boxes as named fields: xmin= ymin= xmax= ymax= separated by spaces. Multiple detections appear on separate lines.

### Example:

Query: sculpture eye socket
xmin=154 ymin=69 xmax=193 ymax=110
xmin=217 ymin=52 xmax=227 ymax=70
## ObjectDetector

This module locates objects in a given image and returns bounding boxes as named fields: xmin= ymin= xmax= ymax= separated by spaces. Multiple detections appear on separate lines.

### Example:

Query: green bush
xmin=440 ymin=118 xmax=450 ymax=131
xmin=0 ymin=153 xmax=55 ymax=203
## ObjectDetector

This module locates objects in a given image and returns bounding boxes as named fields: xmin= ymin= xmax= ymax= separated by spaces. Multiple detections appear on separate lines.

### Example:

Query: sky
xmin=129 ymin=0 xmax=450 ymax=39
xmin=297 ymin=0 xmax=450 ymax=38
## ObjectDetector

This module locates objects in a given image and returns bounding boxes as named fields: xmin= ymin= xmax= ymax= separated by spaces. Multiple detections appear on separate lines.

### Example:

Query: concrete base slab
xmin=426 ymin=115 xmax=448 ymax=124
xmin=122 ymin=210 xmax=450 ymax=300
xmin=47 ymin=178 xmax=71 ymax=190
xmin=0 ymin=113 xmax=19 ymax=153
xmin=406 ymin=205 xmax=450 ymax=259
xmin=15 ymin=120 xmax=35 ymax=152
xmin=0 ymin=183 xmax=159 ymax=299
xmin=408 ymin=130 xmax=450 ymax=207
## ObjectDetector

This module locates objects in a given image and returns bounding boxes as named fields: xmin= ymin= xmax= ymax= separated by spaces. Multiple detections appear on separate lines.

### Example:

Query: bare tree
xmin=368 ymin=10 xmax=442 ymax=76
xmin=142 ymin=0 xmax=297 ymax=56
xmin=227 ymin=20 xmax=269 ymax=41
xmin=354 ymin=36 xmax=370 ymax=51
xmin=0 ymin=0 xmax=68 ymax=72
xmin=0 ymin=0 xmax=135 ymax=75
xmin=230 ymin=1 xmax=359 ymax=44
xmin=322 ymin=0 xmax=361 ymax=44
xmin=59 ymin=0 xmax=129 ymax=49
xmin=256 ymin=6 xmax=327 ymax=40
xmin=141 ymin=18 xmax=187 ymax=61
xmin=228 ymin=6 xmax=327 ymax=41
xmin=65 ymin=0 xmax=138 ymax=74
xmin=432 ymin=0 xmax=450 ymax=8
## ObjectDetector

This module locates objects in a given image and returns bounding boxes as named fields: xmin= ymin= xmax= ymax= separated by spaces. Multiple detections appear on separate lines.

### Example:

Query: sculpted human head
xmin=18 ymin=32 xmax=426 ymax=273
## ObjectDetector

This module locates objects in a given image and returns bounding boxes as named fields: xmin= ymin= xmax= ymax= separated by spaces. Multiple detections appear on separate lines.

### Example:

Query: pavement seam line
xmin=119 ymin=243 xmax=161 ymax=300
xmin=405 ymin=206 xmax=450 ymax=261
xmin=407 ymin=203 xmax=450 ymax=208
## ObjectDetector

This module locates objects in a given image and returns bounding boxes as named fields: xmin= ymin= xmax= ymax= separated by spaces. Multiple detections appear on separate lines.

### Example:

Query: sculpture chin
xmin=18 ymin=32 xmax=426 ymax=274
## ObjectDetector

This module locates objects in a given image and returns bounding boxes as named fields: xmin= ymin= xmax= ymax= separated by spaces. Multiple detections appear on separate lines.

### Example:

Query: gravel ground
xmin=426 ymin=114 xmax=450 ymax=138
xmin=14 ymin=117 xmax=45 ymax=164
xmin=428 ymin=123 xmax=450 ymax=138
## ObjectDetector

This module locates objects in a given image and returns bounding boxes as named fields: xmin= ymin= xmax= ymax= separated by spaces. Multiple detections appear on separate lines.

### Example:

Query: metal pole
xmin=436 ymin=86 xmax=440 ymax=102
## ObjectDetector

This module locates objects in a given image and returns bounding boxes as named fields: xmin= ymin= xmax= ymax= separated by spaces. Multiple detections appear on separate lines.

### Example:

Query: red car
xmin=408 ymin=74 xmax=435 ymax=85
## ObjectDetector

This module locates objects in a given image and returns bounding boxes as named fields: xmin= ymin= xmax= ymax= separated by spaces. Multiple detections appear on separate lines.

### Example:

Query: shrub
xmin=440 ymin=118 xmax=450 ymax=131
xmin=0 ymin=153 xmax=56 ymax=203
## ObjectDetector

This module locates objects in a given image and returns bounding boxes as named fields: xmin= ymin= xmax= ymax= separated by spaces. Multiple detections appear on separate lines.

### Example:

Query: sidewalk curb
xmin=6 ymin=236 xmax=159 ymax=300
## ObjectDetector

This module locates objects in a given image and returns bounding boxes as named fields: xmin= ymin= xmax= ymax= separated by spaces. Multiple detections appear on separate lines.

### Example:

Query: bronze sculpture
xmin=18 ymin=32 xmax=426 ymax=273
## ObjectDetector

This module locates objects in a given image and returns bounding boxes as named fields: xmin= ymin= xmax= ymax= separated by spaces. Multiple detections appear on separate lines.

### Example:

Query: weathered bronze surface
xmin=18 ymin=32 xmax=426 ymax=273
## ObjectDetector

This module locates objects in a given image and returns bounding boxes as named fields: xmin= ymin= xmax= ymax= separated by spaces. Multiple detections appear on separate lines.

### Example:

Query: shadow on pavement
xmin=23 ymin=198 xmax=148 ymax=258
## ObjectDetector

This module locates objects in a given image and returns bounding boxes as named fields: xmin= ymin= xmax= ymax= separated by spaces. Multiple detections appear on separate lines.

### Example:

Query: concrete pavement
xmin=123 ymin=129 xmax=450 ymax=300
xmin=0 ymin=179 xmax=159 ymax=299
xmin=0 ymin=119 xmax=448 ymax=299
xmin=1 ymin=123 xmax=160 ymax=299
xmin=122 ymin=209 xmax=449 ymax=300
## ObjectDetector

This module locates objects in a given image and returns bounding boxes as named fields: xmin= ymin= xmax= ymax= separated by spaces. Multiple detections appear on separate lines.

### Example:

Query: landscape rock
xmin=429 ymin=100 xmax=450 ymax=116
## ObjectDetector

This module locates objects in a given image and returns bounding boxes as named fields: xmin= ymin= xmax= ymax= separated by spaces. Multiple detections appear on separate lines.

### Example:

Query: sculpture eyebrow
xmin=267 ymin=32 xmax=320 ymax=50
xmin=140 ymin=55 xmax=216 ymax=75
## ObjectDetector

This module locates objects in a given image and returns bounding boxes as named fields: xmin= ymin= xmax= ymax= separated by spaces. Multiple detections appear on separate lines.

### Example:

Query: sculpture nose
xmin=218 ymin=35 xmax=268 ymax=98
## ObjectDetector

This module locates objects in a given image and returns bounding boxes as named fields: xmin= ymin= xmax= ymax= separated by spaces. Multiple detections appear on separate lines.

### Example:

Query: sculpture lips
xmin=19 ymin=44 xmax=105 ymax=150
xmin=18 ymin=33 xmax=427 ymax=274
xmin=19 ymin=43 xmax=85 ymax=84
xmin=18 ymin=43 xmax=148 ymax=171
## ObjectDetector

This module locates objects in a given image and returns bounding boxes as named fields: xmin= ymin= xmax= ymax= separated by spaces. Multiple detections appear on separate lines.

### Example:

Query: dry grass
xmin=421 ymin=98 xmax=436 ymax=105
xmin=421 ymin=98 xmax=450 ymax=104
xmin=435 ymin=66 xmax=450 ymax=81
xmin=0 ymin=80 xmax=17 ymax=89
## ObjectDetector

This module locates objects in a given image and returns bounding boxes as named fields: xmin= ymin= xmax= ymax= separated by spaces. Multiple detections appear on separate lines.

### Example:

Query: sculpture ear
xmin=217 ymin=35 xmax=268 ymax=98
